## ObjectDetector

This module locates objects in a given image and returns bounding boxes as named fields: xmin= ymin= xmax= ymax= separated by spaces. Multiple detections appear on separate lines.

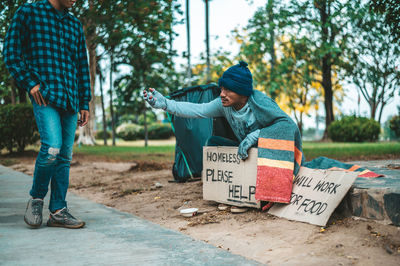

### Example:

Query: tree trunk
xmin=377 ymin=101 xmax=385 ymax=124
xmin=318 ymin=0 xmax=335 ymax=140
xmin=143 ymin=106 xmax=148 ymax=147
xmin=205 ymin=0 xmax=211 ymax=82
xmin=322 ymin=56 xmax=334 ymax=139
xmin=109 ymin=51 xmax=116 ymax=146
xmin=298 ymin=112 xmax=303 ymax=136
xmin=186 ymin=0 xmax=192 ymax=85
xmin=10 ymin=86 xmax=16 ymax=105
xmin=370 ymin=100 xmax=377 ymax=121
xmin=17 ymin=86 xmax=26 ymax=103
xmin=77 ymin=40 xmax=97 ymax=146
xmin=99 ymin=68 xmax=107 ymax=146
xmin=267 ymin=0 xmax=277 ymax=98
xmin=77 ymin=0 xmax=96 ymax=145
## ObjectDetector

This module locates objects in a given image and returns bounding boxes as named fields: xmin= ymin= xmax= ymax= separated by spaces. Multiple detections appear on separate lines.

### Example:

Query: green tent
xmin=168 ymin=83 xmax=227 ymax=182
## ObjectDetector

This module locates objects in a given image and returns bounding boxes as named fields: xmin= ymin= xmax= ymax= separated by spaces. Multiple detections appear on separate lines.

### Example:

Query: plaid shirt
xmin=3 ymin=0 xmax=91 ymax=112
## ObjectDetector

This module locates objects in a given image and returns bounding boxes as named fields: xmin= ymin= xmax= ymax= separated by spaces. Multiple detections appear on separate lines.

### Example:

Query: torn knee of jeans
xmin=47 ymin=147 xmax=60 ymax=162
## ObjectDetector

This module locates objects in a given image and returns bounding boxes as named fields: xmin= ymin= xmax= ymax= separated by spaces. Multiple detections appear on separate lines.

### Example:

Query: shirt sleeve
xmin=3 ymin=6 xmax=40 ymax=93
xmin=77 ymin=25 xmax=91 ymax=111
xmin=245 ymin=129 xmax=260 ymax=145
xmin=165 ymin=97 xmax=224 ymax=118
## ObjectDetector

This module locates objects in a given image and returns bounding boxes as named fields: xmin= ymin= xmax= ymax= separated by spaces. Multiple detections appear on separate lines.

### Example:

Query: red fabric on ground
xmin=255 ymin=165 xmax=293 ymax=203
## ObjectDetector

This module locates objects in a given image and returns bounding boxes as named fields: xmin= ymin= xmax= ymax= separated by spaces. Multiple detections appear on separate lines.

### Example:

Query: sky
xmin=171 ymin=0 xmax=400 ymax=128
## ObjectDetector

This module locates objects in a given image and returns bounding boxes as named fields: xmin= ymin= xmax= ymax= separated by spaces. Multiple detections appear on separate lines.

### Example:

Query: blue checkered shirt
xmin=3 ymin=0 xmax=91 ymax=112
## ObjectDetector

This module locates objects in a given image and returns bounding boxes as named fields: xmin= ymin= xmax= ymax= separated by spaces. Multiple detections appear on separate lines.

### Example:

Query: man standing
xmin=3 ymin=0 xmax=91 ymax=229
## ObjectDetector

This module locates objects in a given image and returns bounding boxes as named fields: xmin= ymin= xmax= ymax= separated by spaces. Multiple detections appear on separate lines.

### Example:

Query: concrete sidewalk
xmin=0 ymin=165 xmax=260 ymax=266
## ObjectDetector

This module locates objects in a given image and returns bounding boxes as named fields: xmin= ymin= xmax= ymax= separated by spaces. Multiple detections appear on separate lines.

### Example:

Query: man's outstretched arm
xmin=143 ymin=88 xmax=223 ymax=118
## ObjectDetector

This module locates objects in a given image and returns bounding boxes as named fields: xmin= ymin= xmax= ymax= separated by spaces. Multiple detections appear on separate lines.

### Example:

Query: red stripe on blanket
xmin=255 ymin=165 xmax=293 ymax=203
xmin=358 ymin=171 xmax=384 ymax=178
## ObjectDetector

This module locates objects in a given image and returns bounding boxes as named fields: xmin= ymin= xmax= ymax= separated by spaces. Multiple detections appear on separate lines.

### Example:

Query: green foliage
xmin=115 ymin=122 xmax=173 ymax=141
xmin=71 ymin=142 xmax=400 ymax=163
xmin=0 ymin=103 xmax=39 ymax=153
xmin=370 ymin=0 xmax=400 ymax=42
xmin=137 ymin=111 xmax=157 ymax=126
xmin=348 ymin=2 xmax=400 ymax=122
xmin=0 ymin=0 xmax=33 ymax=105
xmin=389 ymin=115 xmax=400 ymax=138
xmin=95 ymin=130 xmax=111 ymax=140
xmin=147 ymin=123 xmax=173 ymax=140
xmin=116 ymin=123 xmax=144 ymax=141
xmin=328 ymin=116 xmax=381 ymax=142
xmin=303 ymin=141 xmax=400 ymax=161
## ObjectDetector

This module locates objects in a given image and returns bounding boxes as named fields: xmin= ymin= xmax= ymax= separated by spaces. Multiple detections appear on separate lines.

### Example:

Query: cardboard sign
xmin=202 ymin=146 xmax=260 ymax=208
xmin=268 ymin=167 xmax=358 ymax=226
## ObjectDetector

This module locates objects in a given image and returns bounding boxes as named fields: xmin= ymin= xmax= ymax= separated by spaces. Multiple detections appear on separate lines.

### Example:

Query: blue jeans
xmin=30 ymin=101 xmax=77 ymax=212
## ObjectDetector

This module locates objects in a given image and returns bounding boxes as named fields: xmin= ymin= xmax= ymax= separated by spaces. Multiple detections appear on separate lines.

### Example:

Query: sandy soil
xmin=10 ymin=158 xmax=400 ymax=266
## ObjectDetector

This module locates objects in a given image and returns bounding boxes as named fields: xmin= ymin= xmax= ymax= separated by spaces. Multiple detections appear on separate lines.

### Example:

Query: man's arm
xmin=77 ymin=25 xmax=92 ymax=112
xmin=3 ymin=6 xmax=41 ymax=94
xmin=143 ymin=88 xmax=224 ymax=118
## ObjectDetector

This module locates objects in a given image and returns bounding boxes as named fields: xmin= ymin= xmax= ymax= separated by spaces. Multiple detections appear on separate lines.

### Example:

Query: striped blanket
xmin=303 ymin=156 xmax=383 ymax=178
xmin=255 ymin=119 xmax=305 ymax=203
xmin=246 ymin=90 xmax=306 ymax=203
xmin=245 ymin=90 xmax=382 ymax=205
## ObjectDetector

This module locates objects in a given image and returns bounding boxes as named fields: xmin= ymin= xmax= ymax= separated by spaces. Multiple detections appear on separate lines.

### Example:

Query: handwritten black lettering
xmin=313 ymin=180 xmax=341 ymax=194
xmin=205 ymin=169 xmax=213 ymax=181
xmin=297 ymin=197 xmax=328 ymax=215
xmin=249 ymin=186 xmax=256 ymax=201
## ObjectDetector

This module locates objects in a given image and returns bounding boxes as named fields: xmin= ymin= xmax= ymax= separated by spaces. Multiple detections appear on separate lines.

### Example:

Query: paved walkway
xmin=0 ymin=166 xmax=260 ymax=266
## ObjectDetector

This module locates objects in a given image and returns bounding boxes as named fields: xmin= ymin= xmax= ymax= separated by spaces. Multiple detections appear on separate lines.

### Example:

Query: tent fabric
xmin=169 ymin=84 xmax=221 ymax=182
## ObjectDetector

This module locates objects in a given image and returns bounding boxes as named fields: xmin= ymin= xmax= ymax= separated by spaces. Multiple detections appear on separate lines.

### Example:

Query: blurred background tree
xmin=0 ymin=0 xmax=399 ymax=147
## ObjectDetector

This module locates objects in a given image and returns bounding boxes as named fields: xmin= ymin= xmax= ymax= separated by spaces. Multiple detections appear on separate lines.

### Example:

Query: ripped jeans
xmin=30 ymin=101 xmax=77 ymax=212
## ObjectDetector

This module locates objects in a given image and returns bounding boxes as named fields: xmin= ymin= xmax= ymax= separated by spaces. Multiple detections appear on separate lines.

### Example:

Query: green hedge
xmin=389 ymin=115 xmax=400 ymax=138
xmin=328 ymin=116 xmax=380 ymax=142
xmin=0 ymin=104 xmax=39 ymax=153
xmin=95 ymin=129 xmax=111 ymax=140
xmin=116 ymin=123 xmax=144 ymax=141
xmin=147 ymin=123 xmax=173 ymax=140
xmin=116 ymin=122 xmax=173 ymax=141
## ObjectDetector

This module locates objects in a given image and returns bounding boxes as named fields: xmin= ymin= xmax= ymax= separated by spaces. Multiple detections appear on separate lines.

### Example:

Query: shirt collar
xmin=43 ymin=0 xmax=72 ymax=19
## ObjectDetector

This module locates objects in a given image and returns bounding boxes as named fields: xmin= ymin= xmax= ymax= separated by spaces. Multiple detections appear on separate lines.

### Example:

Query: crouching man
xmin=143 ymin=61 xmax=304 ymax=207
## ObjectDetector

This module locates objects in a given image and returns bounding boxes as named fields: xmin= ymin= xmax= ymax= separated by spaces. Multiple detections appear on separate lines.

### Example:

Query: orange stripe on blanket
xmin=348 ymin=165 xmax=361 ymax=171
xmin=258 ymin=138 xmax=294 ymax=152
xmin=294 ymin=146 xmax=302 ymax=166
xmin=257 ymin=158 xmax=294 ymax=170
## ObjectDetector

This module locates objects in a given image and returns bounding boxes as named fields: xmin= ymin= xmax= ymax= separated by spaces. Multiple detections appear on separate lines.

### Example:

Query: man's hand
xmin=142 ymin=88 xmax=167 ymax=110
xmin=79 ymin=110 xmax=89 ymax=127
xmin=238 ymin=138 xmax=253 ymax=160
xmin=238 ymin=129 xmax=260 ymax=160
xmin=30 ymin=84 xmax=46 ymax=106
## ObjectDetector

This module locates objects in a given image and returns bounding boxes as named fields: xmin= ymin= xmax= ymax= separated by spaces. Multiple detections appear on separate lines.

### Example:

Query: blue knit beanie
xmin=218 ymin=61 xmax=253 ymax=96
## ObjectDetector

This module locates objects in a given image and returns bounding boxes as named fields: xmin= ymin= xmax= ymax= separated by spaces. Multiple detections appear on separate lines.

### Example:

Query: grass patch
xmin=1 ymin=141 xmax=399 ymax=164
xmin=0 ymin=158 xmax=18 ymax=166
xmin=303 ymin=141 xmax=400 ymax=161
xmin=73 ymin=145 xmax=175 ymax=162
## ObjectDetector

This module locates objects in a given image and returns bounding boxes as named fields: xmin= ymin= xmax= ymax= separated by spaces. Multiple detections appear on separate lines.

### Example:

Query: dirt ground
xmin=9 ymin=156 xmax=400 ymax=266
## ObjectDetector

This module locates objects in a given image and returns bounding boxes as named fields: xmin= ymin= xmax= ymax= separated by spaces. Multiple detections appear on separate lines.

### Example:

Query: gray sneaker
xmin=46 ymin=208 xmax=85 ymax=229
xmin=24 ymin=198 xmax=44 ymax=228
